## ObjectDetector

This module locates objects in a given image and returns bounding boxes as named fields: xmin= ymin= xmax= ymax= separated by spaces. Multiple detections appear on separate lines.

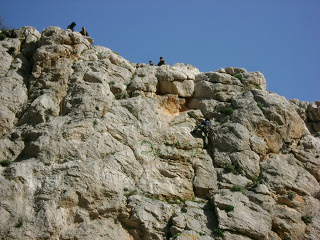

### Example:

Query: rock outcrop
xmin=0 ymin=26 xmax=319 ymax=240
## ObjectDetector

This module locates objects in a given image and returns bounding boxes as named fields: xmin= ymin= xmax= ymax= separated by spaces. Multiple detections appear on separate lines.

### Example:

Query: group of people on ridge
xmin=67 ymin=22 xmax=89 ymax=36
xmin=136 ymin=57 xmax=166 ymax=68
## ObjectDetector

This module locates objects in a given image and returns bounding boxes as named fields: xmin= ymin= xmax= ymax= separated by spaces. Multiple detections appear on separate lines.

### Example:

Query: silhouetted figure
xmin=67 ymin=22 xmax=76 ymax=32
xmin=149 ymin=60 xmax=154 ymax=66
xmin=157 ymin=57 xmax=166 ymax=66
xmin=80 ymin=27 xmax=89 ymax=36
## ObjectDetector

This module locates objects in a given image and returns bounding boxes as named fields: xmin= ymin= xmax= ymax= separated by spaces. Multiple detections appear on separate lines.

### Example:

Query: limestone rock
xmin=214 ymin=189 xmax=272 ymax=240
xmin=0 ymin=25 xmax=319 ymax=240
xmin=156 ymin=64 xmax=199 ymax=97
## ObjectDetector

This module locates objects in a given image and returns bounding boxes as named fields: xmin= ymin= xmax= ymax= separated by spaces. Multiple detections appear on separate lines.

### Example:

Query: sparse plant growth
xmin=0 ymin=159 xmax=12 ymax=167
xmin=287 ymin=192 xmax=296 ymax=201
xmin=257 ymin=102 xmax=264 ymax=109
xmin=109 ymin=80 xmax=115 ymax=85
xmin=234 ymin=73 xmax=243 ymax=80
xmin=129 ymin=71 xmax=137 ymax=85
xmin=225 ymin=205 xmax=234 ymax=212
xmin=9 ymin=65 xmax=15 ymax=70
xmin=222 ymin=107 xmax=234 ymax=115
xmin=93 ymin=119 xmax=98 ymax=127
xmin=226 ymin=163 xmax=243 ymax=175
xmin=213 ymin=227 xmax=224 ymax=237
xmin=44 ymin=108 xmax=53 ymax=121
xmin=0 ymin=33 xmax=5 ymax=41
xmin=256 ymin=85 xmax=263 ymax=90
xmin=113 ymin=51 xmax=120 ymax=55
xmin=301 ymin=215 xmax=313 ymax=225
xmin=31 ymin=93 xmax=41 ymax=101
xmin=231 ymin=185 xmax=246 ymax=193
xmin=15 ymin=218 xmax=23 ymax=228
xmin=249 ymin=177 xmax=262 ymax=188
xmin=125 ymin=106 xmax=135 ymax=115
xmin=114 ymin=92 xmax=129 ymax=100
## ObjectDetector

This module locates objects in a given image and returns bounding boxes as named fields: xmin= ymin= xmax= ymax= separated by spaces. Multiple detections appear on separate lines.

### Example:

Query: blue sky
xmin=1 ymin=0 xmax=319 ymax=102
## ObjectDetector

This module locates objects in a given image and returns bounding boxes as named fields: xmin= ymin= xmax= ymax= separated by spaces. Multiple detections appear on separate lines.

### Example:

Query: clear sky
xmin=1 ymin=0 xmax=319 ymax=102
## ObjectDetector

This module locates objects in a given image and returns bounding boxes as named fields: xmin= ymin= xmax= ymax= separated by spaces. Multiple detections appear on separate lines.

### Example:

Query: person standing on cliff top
xmin=157 ymin=57 xmax=166 ymax=66
xmin=67 ymin=22 xmax=76 ymax=32
xmin=80 ymin=27 xmax=89 ymax=36
xmin=149 ymin=60 xmax=154 ymax=66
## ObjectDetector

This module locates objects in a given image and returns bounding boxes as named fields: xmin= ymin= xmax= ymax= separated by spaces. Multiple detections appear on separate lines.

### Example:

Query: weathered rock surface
xmin=0 ymin=26 xmax=319 ymax=240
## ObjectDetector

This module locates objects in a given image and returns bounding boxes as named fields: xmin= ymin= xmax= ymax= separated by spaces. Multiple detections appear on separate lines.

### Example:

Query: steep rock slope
xmin=0 ymin=26 xmax=319 ymax=240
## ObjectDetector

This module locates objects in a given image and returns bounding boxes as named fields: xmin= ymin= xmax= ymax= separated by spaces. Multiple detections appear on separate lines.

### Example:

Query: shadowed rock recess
xmin=0 ymin=26 xmax=319 ymax=240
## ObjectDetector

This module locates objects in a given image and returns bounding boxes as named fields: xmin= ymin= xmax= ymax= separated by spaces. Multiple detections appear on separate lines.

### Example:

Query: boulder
xmin=214 ymin=189 xmax=272 ymax=240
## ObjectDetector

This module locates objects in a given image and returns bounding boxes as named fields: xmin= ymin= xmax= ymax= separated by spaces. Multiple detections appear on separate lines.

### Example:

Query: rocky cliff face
xmin=0 ymin=26 xmax=319 ymax=240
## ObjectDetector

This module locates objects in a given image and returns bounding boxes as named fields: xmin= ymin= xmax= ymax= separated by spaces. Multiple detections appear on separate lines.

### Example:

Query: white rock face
xmin=0 ymin=26 xmax=319 ymax=240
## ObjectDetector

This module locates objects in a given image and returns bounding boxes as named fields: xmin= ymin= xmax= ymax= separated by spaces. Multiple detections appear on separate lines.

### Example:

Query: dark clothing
xmin=193 ymin=119 xmax=211 ymax=148
xmin=80 ymin=30 xmax=89 ymax=36
xmin=157 ymin=60 xmax=166 ymax=66
xmin=67 ymin=22 xmax=76 ymax=32
xmin=202 ymin=120 xmax=211 ymax=126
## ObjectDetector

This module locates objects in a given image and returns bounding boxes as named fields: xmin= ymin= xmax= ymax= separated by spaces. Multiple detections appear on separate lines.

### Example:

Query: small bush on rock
xmin=0 ymin=33 xmax=6 ymax=41
xmin=225 ymin=205 xmax=234 ymax=212
xmin=222 ymin=107 xmax=234 ymax=115
xmin=257 ymin=102 xmax=264 ymax=109
xmin=0 ymin=159 xmax=12 ymax=167
xmin=226 ymin=163 xmax=243 ymax=175
xmin=234 ymin=73 xmax=243 ymax=80
xmin=287 ymin=192 xmax=296 ymax=201
xmin=213 ymin=227 xmax=224 ymax=237
xmin=231 ymin=185 xmax=246 ymax=193
xmin=301 ymin=215 xmax=313 ymax=225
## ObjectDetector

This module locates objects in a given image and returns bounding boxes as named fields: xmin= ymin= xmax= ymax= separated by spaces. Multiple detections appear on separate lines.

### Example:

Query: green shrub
xmin=231 ymin=185 xmax=246 ymax=193
xmin=109 ymin=80 xmax=115 ymax=85
xmin=115 ymin=92 xmax=129 ymax=100
xmin=31 ymin=93 xmax=41 ymax=101
xmin=223 ymin=107 xmax=234 ymax=115
xmin=0 ymin=159 xmax=12 ymax=167
xmin=130 ymin=72 xmax=136 ymax=82
xmin=287 ymin=192 xmax=296 ymax=201
xmin=226 ymin=163 xmax=243 ymax=175
xmin=93 ymin=120 xmax=98 ymax=127
xmin=251 ymin=177 xmax=262 ymax=188
xmin=0 ymin=33 xmax=6 ymax=41
xmin=44 ymin=108 xmax=53 ymax=121
xmin=1 ymin=29 xmax=9 ymax=37
xmin=213 ymin=227 xmax=224 ymax=237
xmin=257 ymin=102 xmax=264 ymax=109
xmin=225 ymin=205 xmax=234 ymax=212
xmin=234 ymin=73 xmax=243 ymax=80
xmin=301 ymin=215 xmax=313 ymax=224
